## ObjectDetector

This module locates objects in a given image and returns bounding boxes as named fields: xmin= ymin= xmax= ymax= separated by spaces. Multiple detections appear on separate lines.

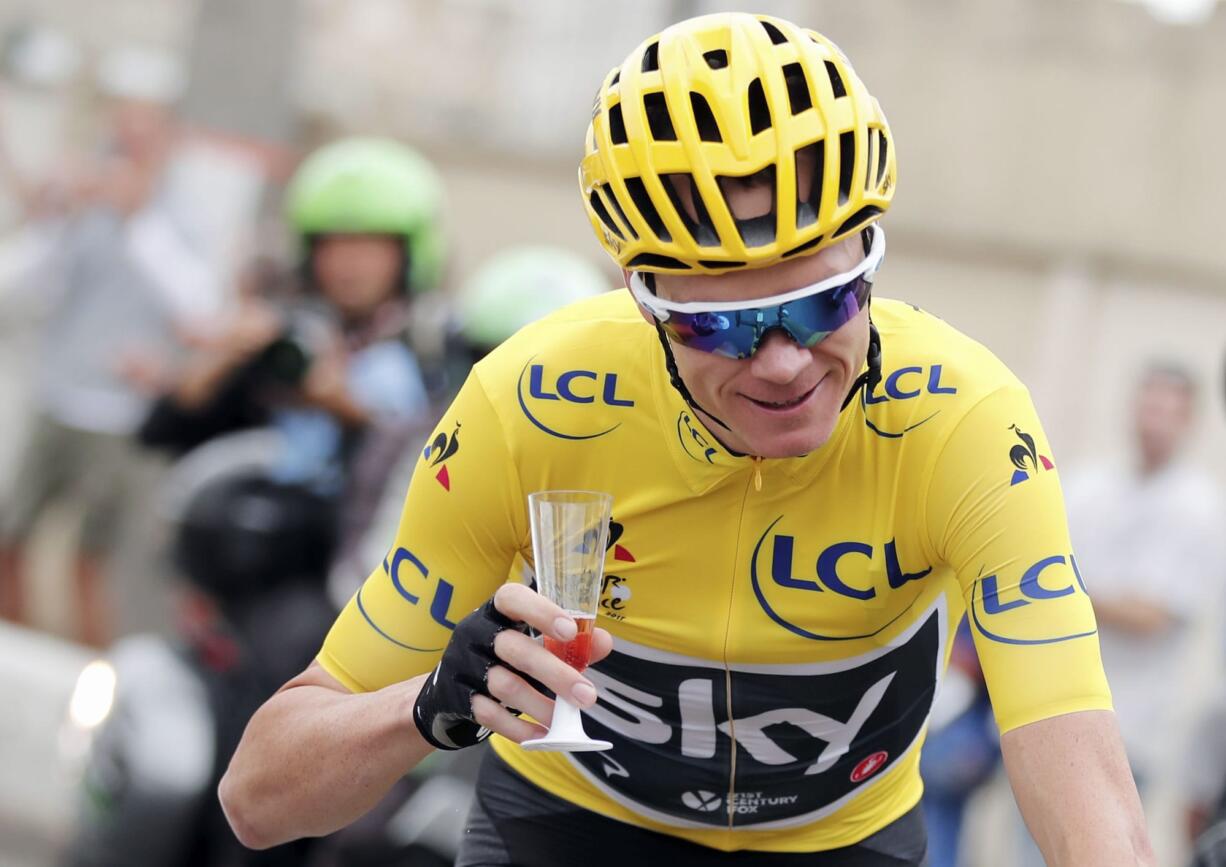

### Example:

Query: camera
xmin=254 ymin=304 xmax=334 ymax=385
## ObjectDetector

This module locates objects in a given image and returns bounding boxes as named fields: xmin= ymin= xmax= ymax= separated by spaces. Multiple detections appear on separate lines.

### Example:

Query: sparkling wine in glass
xmin=543 ymin=614 xmax=596 ymax=672
xmin=520 ymin=490 xmax=613 ymax=752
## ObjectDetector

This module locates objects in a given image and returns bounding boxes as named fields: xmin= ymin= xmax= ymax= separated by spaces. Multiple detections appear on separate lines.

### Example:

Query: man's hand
xmin=171 ymin=299 xmax=282 ymax=411
xmin=218 ymin=299 xmax=282 ymax=362
xmin=299 ymin=342 xmax=370 ymax=427
xmin=413 ymin=582 xmax=613 ymax=749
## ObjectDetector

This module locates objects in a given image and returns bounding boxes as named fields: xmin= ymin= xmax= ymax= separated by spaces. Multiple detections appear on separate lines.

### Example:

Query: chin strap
xmin=841 ymin=320 xmax=882 ymax=411
xmin=654 ymin=321 xmax=733 ymax=432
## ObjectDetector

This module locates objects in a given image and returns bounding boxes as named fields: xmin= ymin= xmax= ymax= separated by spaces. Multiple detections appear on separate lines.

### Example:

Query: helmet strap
xmin=841 ymin=319 xmax=882 ymax=411
xmin=653 ymin=321 xmax=733 ymax=433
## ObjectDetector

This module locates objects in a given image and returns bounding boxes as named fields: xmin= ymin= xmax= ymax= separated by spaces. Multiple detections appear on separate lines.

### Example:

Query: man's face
xmin=112 ymin=100 xmax=174 ymax=164
xmin=311 ymin=235 xmax=404 ymax=319
xmin=1134 ymin=372 xmax=1195 ymax=471
xmin=648 ymin=234 xmax=871 ymax=458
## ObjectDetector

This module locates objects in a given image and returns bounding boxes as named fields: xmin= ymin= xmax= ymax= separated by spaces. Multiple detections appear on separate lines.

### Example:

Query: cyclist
xmin=220 ymin=14 xmax=1153 ymax=866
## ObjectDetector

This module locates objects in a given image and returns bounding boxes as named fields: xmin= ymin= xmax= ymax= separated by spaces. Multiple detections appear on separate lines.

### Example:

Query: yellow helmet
xmin=580 ymin=13 xmax=895 ymax=274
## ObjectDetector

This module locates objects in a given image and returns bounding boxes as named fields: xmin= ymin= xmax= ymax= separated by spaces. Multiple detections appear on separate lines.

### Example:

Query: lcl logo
xmin=517 ymin=358 xmax=636 ymax=440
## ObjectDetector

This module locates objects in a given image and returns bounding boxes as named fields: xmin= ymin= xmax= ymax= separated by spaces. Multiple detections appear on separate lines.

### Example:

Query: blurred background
xmin=0 ymin=0 xmax=1223 ymax=865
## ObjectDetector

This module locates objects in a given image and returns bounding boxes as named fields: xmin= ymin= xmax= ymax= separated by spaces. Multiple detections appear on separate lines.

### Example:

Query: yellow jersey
xmin=318 ymin=292 xmax=1111 ymax=853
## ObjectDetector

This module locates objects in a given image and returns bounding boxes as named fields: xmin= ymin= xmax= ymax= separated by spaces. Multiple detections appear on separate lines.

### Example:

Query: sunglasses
xmin=629 ymin=225 xmax=884 ymax=360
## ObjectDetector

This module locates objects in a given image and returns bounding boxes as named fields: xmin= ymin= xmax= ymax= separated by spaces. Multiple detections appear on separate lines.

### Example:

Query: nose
xmin=748 ymin=329 xmax=812 ymax=384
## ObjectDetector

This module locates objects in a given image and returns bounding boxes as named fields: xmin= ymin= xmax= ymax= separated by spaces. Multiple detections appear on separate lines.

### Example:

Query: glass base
xmin=519 ymin=735 xmax=613 ymax=752
xmin=517 ymin=695 xmax=611 ymax=752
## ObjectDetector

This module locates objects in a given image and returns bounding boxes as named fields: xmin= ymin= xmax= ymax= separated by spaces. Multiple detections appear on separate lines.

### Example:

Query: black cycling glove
xmin=412 ymin=597 xmax=531 ymax=750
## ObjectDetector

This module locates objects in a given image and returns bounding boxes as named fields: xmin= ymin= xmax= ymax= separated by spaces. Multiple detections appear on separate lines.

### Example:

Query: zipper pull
xmin=751 ymin=456 xmax=763 ymax=492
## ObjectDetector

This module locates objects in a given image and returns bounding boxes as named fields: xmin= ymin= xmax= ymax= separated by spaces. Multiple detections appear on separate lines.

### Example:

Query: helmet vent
xmin=835 ymin=205 xmax=883 ymax=238
xmin=662 ymin=173 xmax=721 ymax=247
xmin=759 ymin=19 xmax=789 ymax=45
xmin=782 ymin=235 xmax=825 ymax=258
xmin=824 ymin=61 xmax=847 ymax=99
xmin=624 ymin=177 xmax=672 ymax=242
xmin=608 ymin=102 xmax=628 ymax=144
xmin=717 ymin=165 xmax=777 ymax=247
xmin=703 ymin=49 xmax=728 ymax=70
xmin=747 ymin=78 xmax=772 ymax=134
xmin=589 ymin=190 xmax=624 ymax=241
xmin=793 ymin=141 xmax=825 ymax=229
xmin=642 ymin=41 xmax=660 ymax=73
xmin=782 ymin=63 xmax=812 ymax=115
xmin=600 ymin=184 xmax=638 ymax=239
xmin=628 ymin=253 xmax=686 ymax=269
xmin=698 ymin=259 xmax=745 ymax=269
xmin=864 ymin=128 xmax=877 ymax=192
xmin=837 ymin=131 xmax=855 ymax=205
xmin=644 ymin=92 xmax=677 ymax=141
xmin=690 ymin=93 xmax=722 ymax=142
xmin=875 ymin=130 xmax=890 ymax=187
xmin=610 ymin=69 xmax=621 ymax=87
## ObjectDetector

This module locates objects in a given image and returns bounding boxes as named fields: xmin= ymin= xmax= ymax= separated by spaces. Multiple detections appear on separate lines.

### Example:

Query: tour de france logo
xmin=600 ymin=520 xmax=636 ymax=621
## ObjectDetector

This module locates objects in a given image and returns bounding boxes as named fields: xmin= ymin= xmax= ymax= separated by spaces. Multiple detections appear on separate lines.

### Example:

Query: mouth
xmin=743 ymin=376 xmax=824 ymax=414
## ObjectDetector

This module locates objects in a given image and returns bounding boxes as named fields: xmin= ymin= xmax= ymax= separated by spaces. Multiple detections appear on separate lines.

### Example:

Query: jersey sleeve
xmin=317 ymin=372 xmax=527 ymax=692
xmin=923 ymin=385 xmax=1112 ymax=734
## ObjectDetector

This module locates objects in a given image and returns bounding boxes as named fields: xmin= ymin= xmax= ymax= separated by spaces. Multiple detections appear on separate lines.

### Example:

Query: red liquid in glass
xmin=544 ymin=616 xmax=595 ymax=672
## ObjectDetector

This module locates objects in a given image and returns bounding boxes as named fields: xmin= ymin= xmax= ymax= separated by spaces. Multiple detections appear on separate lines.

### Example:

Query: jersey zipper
xmin=725 ymin=456 xmax=765 ymax=832
xmin=723 ymin=664 xmax=736 ymax=832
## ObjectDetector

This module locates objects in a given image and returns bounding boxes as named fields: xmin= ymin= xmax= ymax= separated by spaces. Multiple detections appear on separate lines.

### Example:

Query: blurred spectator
xmin=1065 ymin=363 xmax=1224 ymax=787
xmin=60 ymin=435 xmax=339 ymax=867
xmin=447 ymin=243 xmax=612 ymax=372
xmin=0 ymin=86 xmax=217 ymax=646
xmin=920 ymin=619 xmax=999 ymax=867
xmin=331 ymin=244 xmax=612 ymax=600
xmin=1014 ymin=361 xmax=1224 ymax=866
xmin=138 ymin=137 xmax=442 ymax=499
xmin=1183 ymin=353 xmax=1226 ymax=866
xmin=1185 ymin=697 xmax=1226 ymax=865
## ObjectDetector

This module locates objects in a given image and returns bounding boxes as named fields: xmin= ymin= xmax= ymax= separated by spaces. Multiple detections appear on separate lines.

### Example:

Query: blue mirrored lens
xmin=661 ymin=274 xmax=872 ymax=359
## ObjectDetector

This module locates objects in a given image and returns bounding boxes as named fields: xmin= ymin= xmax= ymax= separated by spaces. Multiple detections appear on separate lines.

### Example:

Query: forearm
xmin=1003 ymin=710 xmax=1154 ymax=866
xmin=173 ymin=352 xmax=248 ymax=410
xmin=1091 ymin=596 xmax=1174 ymax=636
xmin=317 ymin=389 xmax=373 ymax=428
xmin=219 ymin=672 xmax=432 ymax=849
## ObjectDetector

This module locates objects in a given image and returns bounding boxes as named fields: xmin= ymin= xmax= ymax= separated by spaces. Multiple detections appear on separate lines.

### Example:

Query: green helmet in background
xmin=285 ymin=137 xmax=446 ymax=294
xmin=456 ymin=245 xmax=612 ymax=349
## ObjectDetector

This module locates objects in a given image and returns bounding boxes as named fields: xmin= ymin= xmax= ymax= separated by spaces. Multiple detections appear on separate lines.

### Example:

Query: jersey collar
xmin=651 ymin=336 xmax=860 ymax=495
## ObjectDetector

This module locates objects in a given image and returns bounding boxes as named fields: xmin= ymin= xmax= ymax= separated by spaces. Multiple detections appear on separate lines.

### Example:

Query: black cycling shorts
xmin=457 ymin=750 xmax=928 ymax=867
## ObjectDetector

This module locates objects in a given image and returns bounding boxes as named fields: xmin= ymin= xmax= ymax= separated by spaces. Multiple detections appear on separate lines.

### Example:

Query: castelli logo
xmin=850 ymin=751 xmax=889 ymax=783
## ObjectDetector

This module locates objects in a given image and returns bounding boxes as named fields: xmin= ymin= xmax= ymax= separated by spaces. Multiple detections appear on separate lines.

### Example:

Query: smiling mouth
xmin=746 ymin=381 xmax=820 ymax=411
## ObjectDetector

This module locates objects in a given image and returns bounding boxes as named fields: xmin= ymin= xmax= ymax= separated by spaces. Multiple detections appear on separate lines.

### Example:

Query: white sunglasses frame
xmin=628 ymin=224 xmax=886 ymax=321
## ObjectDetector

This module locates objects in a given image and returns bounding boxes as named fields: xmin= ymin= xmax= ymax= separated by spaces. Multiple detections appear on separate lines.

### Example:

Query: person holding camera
xmin=0 ymin=93 xmax=207 ymax=646
xmin=139 ymin=137 xmax=444 ymax=494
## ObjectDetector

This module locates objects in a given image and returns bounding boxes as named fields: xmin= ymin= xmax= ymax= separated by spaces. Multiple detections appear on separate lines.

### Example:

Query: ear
xmin=622 ymin=268 xmax=655 ymax=325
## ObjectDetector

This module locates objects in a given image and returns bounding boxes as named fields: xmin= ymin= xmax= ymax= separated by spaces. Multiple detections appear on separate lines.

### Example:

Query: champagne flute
xmin=520 ymin=490 xmax=613 ymax=752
